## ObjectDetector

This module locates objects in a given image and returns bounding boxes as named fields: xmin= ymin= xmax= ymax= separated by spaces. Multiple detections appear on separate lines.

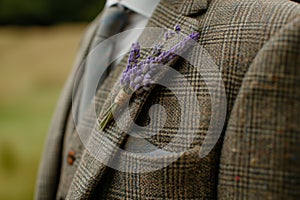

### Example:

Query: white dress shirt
xmin=106 ymin=0 xmax=160 ymax=18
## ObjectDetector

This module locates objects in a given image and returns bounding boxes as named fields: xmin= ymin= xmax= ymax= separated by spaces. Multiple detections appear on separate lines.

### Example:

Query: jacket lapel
xmin=67 ymin=0 xmax=209 ymax=198
xmin=35 ymin=11 xmax=107 ymax=199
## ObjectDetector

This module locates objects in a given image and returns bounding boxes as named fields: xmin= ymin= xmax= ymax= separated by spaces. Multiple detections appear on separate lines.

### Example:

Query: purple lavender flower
xmin=127 ymin=42 xmax=140 ymax=67
xmin=164 ymin=32 xmax=169 ymax=40
xmin=164 ymin=30 xmax=176 ymax=41
xmin=151 ymin=44 xmax=164 ymax=56
xmin=99 ymin=26 xmax=200 ymax=131
xmin=120 ymin=27 xmax=200 ymax=92
xmin=120 ymin=42 xmax=140 ymax=86
xmin=174 ymin=25 xmax=181 ymax=33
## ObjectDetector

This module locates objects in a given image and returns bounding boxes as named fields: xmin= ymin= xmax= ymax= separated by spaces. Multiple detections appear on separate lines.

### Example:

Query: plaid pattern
xmin=218 ymin=15 xmax=300 ymax=199
xmin=35 ymin=0 xmax=300 ymax=199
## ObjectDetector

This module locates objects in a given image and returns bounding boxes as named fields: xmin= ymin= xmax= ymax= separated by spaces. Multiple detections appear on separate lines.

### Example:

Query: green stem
xmin=98 ymin=87 xmax=132 ymax=131
xmin=98 ymin=103 xmax=120 ymax=131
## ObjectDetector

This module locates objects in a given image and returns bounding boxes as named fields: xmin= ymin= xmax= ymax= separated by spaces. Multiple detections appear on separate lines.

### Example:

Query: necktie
xmin=78 ymin=5 xmax=128 ymax=120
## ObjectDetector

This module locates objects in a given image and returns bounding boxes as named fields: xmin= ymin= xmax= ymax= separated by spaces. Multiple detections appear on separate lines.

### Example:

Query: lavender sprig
xmin=98 ymin=26 xmax=200 ymax=131
xmin=120 ymin=31 xmax=200 ymax=92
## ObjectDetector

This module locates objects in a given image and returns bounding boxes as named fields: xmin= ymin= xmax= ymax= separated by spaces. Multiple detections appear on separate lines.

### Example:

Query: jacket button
xmin=67 ymin=151 xmax=76 ymax=165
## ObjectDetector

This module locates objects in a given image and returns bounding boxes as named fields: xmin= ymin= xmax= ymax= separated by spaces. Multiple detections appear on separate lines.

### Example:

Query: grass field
xmin=0 ymin=24 xmax=87 ymax=199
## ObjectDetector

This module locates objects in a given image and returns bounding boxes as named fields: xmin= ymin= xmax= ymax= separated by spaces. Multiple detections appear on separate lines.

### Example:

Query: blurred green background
xmin=0 ymin=0 xmax=104 ymax=199
xmin=0 ymin=0 xmax=105 ymax=25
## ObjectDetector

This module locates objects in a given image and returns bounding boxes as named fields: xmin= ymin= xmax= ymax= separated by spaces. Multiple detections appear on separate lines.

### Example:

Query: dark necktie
xmin=78 ymin=5 xmax=128 ymax=120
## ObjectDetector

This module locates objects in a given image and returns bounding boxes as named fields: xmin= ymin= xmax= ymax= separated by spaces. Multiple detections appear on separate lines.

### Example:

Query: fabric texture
xmin=35 ymin=0 xmax=300 ymax=199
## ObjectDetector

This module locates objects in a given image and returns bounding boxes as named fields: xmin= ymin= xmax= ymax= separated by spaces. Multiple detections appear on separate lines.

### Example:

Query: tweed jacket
xmin=35 ymin=0 xmax=300 ymax=199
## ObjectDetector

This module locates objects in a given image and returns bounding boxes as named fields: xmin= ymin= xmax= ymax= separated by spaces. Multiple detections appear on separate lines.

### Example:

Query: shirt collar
xmin=105 ymin=0 xmax=160 ymax=18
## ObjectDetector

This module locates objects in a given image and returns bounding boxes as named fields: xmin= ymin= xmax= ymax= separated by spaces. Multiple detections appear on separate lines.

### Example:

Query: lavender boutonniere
xmin=98 ymin=25 xmax=200 ymax=131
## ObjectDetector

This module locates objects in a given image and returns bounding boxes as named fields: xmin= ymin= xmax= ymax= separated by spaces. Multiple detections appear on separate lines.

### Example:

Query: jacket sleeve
xmin=218 ymin=15 xmax=300 ymax=199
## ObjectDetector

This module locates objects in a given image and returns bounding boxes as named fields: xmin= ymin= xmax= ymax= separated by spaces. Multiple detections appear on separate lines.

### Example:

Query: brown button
xmin=67 ymin=151 xmax=76 ymax=165
xmin=68 ymin=150 xmax=75 ymax=157
xmin=67 ymin=157 xmax=74 ymax=165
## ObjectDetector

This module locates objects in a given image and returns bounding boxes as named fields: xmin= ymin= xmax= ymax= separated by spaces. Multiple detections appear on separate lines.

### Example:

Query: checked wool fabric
xmin=35 ymin=0 xmax=300 ymax=199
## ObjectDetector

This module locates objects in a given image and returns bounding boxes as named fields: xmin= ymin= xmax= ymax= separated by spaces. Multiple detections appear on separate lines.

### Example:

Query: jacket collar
xmin=167 ymin=0 xmax=210 ymax=16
